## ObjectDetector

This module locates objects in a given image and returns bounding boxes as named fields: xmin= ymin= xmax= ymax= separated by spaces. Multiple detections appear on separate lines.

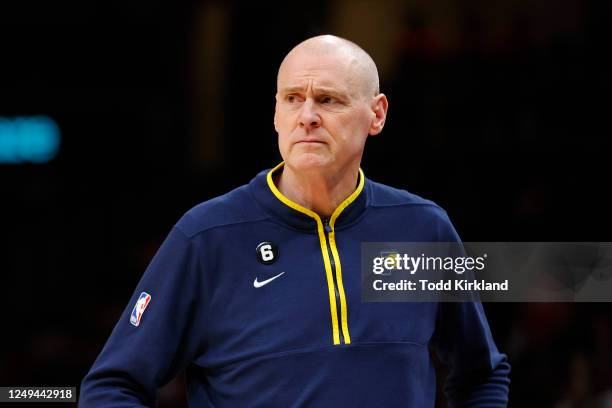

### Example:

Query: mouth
xmin=295 ymin=139 xmax=326 ymax=144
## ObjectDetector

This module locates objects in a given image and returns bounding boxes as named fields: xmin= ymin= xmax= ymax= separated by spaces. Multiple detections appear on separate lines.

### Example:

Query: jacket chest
xmin=200 ymin=229 xmax=437 ymax=362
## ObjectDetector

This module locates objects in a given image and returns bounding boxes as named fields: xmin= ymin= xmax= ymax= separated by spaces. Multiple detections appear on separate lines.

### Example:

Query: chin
xmin=286 ymin=153 xmax=331 ymax=173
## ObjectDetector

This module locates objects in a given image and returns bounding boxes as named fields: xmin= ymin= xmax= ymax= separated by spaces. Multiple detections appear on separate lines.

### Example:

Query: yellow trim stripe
xmin=328 ymin=168 xmax=365 ymax=345
xmin=266 ymin=162 xmax=365 ymax=346
xmin=266 ymin=162 xmax=320 ymax=219
xmin=330 ymin=168 xmax=365 ymax=223
xmin=316 ymin=221 xmax=341 ymax=345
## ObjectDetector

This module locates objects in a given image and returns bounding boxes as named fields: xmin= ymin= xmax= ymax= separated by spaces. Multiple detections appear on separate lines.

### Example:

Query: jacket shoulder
xmin=369 ymin=180 xmax=443 ymax=212
xmin=368 ymin=179 xmax=460 ymax=240
xmin=174 ymin=184 xmax=267 ymax=238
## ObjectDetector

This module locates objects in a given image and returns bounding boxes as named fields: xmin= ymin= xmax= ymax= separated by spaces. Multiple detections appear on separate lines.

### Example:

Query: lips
xmin=296 ymin=138 xmax=325 ymax=144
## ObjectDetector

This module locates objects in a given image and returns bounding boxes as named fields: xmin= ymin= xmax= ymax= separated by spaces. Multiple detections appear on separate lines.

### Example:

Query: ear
xmin=368 ymin=93 xmax=388 ymax=136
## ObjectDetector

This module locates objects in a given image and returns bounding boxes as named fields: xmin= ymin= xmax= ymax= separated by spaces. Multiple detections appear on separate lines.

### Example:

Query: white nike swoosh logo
xmin=253 ymin=272 xmax=285 ymax=288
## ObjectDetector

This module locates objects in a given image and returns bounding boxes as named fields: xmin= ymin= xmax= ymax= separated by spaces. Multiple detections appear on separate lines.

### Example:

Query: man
xmin=80 ymin=35 xmax=510 ymax=407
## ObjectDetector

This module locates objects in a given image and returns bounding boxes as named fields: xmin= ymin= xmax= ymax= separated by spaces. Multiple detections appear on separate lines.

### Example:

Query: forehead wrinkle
xmin=278 ymin=64 xmax=359 ymax=100
xmin=279 ymin=85 xmax=346 ymax=95
xmin=279 ymin=69 xmax=351 ymax=91
xmin=277 ymin=84 xmax=352 ymax=106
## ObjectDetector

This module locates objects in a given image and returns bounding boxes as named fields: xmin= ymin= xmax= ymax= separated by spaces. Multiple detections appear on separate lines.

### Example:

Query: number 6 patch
xmin=256 ymin=241 xmax=279 ymax=265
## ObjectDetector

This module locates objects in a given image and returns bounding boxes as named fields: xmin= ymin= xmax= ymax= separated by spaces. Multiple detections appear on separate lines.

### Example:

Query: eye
xmin=320 ymin=96 xmax=336 ymax=104
xmin=286 ymin=94 xmax=302 ymax=104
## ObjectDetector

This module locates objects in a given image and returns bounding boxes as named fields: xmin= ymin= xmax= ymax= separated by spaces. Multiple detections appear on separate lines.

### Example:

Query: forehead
xmin=277 ymin=51 xmax=362 ymax=96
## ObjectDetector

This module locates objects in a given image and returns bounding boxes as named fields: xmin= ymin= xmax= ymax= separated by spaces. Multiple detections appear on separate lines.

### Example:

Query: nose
xmin=297 ymin=98 xmax=321 ymax=130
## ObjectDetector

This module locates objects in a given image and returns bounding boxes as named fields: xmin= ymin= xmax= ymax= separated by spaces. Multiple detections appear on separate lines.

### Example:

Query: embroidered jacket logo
xmin=253 ymin=272 xmax=285 ymax=288
xmin=130 ymin=292 xmax=152 ymax=326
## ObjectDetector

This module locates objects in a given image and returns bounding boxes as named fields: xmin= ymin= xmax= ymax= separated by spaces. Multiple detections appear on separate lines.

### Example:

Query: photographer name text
xmin=373 ymin=279 xmax=509 ymax=292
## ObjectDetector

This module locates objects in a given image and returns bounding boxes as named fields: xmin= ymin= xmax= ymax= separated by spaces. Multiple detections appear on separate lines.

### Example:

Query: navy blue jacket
xmin=80 ymin=163 xmax=510 ymax=407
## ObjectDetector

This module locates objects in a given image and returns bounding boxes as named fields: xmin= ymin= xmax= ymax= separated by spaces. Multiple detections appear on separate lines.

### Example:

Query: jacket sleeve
xmin=79 ymin=226 xmax=203 ymax=407
xmin=429 ymin=211 xmax=511 ymax=407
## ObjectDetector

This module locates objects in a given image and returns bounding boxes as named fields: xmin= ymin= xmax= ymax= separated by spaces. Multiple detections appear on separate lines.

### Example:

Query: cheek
xmin=277 ymin=128 xmax=292 ymax=158
xmin=274 ymin=111 xmax=283 ymax=133
xmin=333 ymin=115 xmax=370 ymax=150
xmin=275 ymin=111 xmax=294 ymax=133
xmin=336 ymin=113 xmax=368 ymax=137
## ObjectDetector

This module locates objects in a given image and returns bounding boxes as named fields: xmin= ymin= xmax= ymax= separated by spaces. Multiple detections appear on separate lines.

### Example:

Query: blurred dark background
xmin=1 ymin=0 xmax=611 ymax=407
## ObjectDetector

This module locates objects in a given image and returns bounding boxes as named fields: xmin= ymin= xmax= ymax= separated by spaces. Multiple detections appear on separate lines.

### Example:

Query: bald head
xmin=278 ymin=35 xmax=380 ymax=98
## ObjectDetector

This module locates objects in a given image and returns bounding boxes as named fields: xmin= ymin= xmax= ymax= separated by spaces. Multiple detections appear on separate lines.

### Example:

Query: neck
xmin=276 ymin=163 xmax=359 ymax=218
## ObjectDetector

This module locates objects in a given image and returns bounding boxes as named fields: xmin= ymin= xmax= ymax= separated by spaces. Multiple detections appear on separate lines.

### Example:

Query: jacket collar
xmin=249 ymin=162 xmax=369 ymax=231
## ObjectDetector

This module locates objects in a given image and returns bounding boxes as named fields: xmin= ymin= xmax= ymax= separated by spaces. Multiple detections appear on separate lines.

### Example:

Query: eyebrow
xmin=278 ymin=86 xmax=348 ymax=98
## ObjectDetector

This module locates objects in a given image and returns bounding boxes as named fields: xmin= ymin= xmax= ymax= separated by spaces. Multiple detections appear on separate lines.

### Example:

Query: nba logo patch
xmin=130 ymin=292 xmax=152 ymax=327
